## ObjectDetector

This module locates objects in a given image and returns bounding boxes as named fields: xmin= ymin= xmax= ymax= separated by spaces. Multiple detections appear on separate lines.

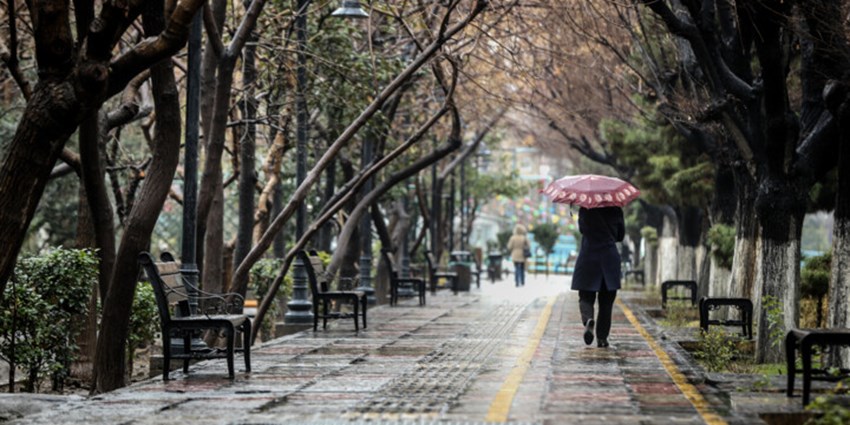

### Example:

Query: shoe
xmin=583 ymin=319 xmax=595 ymax=345
xmin=597 ymin=338 xmax=609 ymax=348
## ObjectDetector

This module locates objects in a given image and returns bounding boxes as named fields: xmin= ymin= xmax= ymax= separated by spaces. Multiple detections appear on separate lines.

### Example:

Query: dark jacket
xmin=571 ymin=207 xmax=625 ymax=291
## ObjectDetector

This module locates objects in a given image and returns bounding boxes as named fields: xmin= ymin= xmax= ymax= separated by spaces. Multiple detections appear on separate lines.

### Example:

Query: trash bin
xmin=448 ymin=250 xmax=473 ymax=291
xmin=487 ymin=252 xmax=502 ymax=283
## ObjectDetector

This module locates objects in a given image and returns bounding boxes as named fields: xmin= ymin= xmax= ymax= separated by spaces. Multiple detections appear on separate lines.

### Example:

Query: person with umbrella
xmin=541 ymin=175 xmax=639 ymax=348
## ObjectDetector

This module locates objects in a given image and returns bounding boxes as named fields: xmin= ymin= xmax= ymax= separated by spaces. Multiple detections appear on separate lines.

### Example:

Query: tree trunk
xmin=828 ymin=85 xmax=850 ymax=366
xmin=657 ymin=207 xmax=678 ymax=284
xmin=94 ymin=10 xmax=183 ymax=390
xmin=203 ymin=184 xmax=225 ymax=294
xmin=338 ymin=159 xmax=360 ymax=284
xmin=677 ymin=206 xmax=702 ymax=285
xmin=728 ymin=171 xmax=759 ymax=300
xmin=234 ymin=3 xmax=258 ymax=269
xmin=644 ymin=244 xmax=656 ymax=288
xmin=753 ymin=208 xmax=803 ymax=363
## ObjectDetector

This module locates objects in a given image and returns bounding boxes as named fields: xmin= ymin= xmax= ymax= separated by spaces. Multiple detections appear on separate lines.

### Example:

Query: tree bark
xmin=753 ymin=210 xmax=803 ymax=363
xmin=234 ymin=0 xmax=259 ymax=270
xmin=657 ymin=206 xmax=678 ymax=284
xmin=825 ymin=81 xmax=850 ymax=364
xmin=196 ymin=0 xmax=266 ymax=287
xmin=94 ymin=0 xmax=184 ymax=391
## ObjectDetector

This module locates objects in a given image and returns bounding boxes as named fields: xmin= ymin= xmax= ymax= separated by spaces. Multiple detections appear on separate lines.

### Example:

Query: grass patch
xmin=658 ymin=301 xmax=700 ymax=328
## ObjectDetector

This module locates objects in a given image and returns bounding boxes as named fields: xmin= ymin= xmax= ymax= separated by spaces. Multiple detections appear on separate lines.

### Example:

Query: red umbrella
xmin=541 ymin=174 xmax=640 ymax=209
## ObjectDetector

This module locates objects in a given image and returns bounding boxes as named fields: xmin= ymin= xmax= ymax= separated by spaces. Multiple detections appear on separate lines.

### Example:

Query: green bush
xmin=0 ymin=248 xmax=97 ymax=392
xmin=806 ymin=382 xmax=850 ymax=425
xmin=763 ymin=295 xmax=786 ymax=349
xmin=707 ymin=224 xmax=735 ymax=269
xmin=695 ymin=328 xmax=738 ymax=372
xmin=249 ymin=258 xmax=294 ymax=340
xmin=531 ymin=223 xmax=559 ymax=257
xmin=640 ymin=226 xmax=658 ymax=247
xmin=128 ymin=283 xmax=158 ymax=362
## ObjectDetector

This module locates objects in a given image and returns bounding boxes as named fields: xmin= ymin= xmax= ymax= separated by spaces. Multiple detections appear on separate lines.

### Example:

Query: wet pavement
xmin=1 ymin=273 xmax=805 ymax=424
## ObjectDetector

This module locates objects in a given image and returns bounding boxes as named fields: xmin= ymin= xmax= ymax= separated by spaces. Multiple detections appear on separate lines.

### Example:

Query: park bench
xmin=139 ymin=252 xmax=251 ymax=380
xmin=425 ymin=251 xmax=458 ymax=293
xmin=382 ymin=250 xmax=426 ymax=306
xmin=698 ymin=297 xmax=753 ymax=339
xmin=298 ymin=250 xmax=367 ymax=331
xmin=785 ymin=328 xmax=850 ymax=406
xmin=661 ymin=280 xmax=698 ymax=308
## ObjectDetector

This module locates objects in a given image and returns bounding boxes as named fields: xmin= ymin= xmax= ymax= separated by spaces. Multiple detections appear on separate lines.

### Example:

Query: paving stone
xmin=5 ymin=276 xmax=804 ymax=424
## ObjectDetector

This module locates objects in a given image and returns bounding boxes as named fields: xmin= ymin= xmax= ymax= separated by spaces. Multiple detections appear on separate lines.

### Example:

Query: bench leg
xmin=786 ymin=332 xmax=796 ymax=397
xmin=226 ymin=327 xmax=235 ymax=380
xmin=747 ymin=309 xmax=754 ymax=340
xmin=419 ymin=282 xmax=426 ymax=306
xmin=361 ymin=297 xmax=368 ymax=329
xmin=183 ymin=333 xmax=191 ymax=374
xmin=353 ymin=301 xmax=359 ymax=332
xmin=322 ymin=299 xmax=329 ymax=330
xmin=242 ymin=320 xmax=252 ymax=373
xmin=313 ymin=300 xmax=319 ymax=332
xmin=802 ymin=340 xmax=813 ymax=406
xmin=162 ymin=332 xmax=171 ymax=381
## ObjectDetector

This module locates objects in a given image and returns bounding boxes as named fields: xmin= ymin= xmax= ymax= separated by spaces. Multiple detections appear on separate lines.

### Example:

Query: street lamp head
xmin=331 ymin=0 xmax=369 ymax=18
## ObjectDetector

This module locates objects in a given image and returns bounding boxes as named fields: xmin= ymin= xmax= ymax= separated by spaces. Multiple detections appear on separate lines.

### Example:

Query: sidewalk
xmin=1 ymin=272 xmax=793 ymax=424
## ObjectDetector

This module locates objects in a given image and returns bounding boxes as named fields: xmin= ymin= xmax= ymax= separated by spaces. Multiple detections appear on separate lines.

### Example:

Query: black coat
xmin=571 ymin=206 xmax=625 ymax=291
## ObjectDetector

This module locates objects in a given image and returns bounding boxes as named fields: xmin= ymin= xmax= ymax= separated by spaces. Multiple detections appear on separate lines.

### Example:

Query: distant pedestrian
xmin=507 ymin=224 xmax=530 ymax=287
xmin=572 ymin=206 xmax=625 ymax=348
xmin=620 ymin=240 xmax=632 ymax=271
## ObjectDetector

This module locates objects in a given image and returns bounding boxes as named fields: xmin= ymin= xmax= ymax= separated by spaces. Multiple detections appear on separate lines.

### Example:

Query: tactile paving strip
xmin=347 ymin=304 xmax=526 ymax=416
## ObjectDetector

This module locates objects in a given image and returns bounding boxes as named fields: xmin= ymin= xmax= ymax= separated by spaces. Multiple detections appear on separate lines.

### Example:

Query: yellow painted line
xmin=616 ymin=298 xmax=728 ymax=425
xmin=486 ymin=296 xmax=557 ymax=422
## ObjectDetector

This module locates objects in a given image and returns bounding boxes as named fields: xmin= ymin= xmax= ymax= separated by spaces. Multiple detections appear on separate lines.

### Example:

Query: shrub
xmin=249 ymin=258 xmax=294 ymax=340
xmin=806 ymin=382 xmax=850 ymax=425
xmin=763 ymin=295 xmax=786 ymax=350
xmin=640 ymin=226 xmax=658 ymax=247
xmin=707 ymin=224 xmax=735 ymax=269
xmin=0 ymin=248 xmax=97 ymax=392
xmin=127 ymin=283 xmax=158 ymax=370
xmin=531 ymin=223 xmax=559 ymax=257
xmin=695 ymin=328 xmax=738 ymax=372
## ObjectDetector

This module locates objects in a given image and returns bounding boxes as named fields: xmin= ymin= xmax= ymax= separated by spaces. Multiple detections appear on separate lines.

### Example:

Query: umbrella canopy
xmin=541 ymin=174 xmax=640 ymax=209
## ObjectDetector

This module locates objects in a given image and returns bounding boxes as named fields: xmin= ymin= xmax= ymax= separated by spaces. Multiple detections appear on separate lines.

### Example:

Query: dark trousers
xmin=514 ymin=262 xmax=525 ymax=286
xmin=579 ymin=289 xmax=617 ymax=340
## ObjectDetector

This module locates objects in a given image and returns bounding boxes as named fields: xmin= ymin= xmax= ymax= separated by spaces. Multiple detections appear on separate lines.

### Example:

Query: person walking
xmin=572 ymin=206 xmax=625 ymax=348
xmin=507 ymin=224 xmax=530 ymax=287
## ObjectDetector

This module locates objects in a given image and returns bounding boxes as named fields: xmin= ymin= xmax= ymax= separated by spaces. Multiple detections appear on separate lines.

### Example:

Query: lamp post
xmin=460 ymin=154 xmax=466 ymax=251
xmin=400 ymin=182 xmax=415 ymax=277
xmin=448 ymin=168 xmax=455 ymax=252
xmin=285 ymin=0 xmax=369 ymax=325
xmin=182 ymin=12 xmax=201 ymax=300
xmin=356 ymin=133 xmax=376 ymax=303
xmin=176 ymin=11 xmax=203 ymax=354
